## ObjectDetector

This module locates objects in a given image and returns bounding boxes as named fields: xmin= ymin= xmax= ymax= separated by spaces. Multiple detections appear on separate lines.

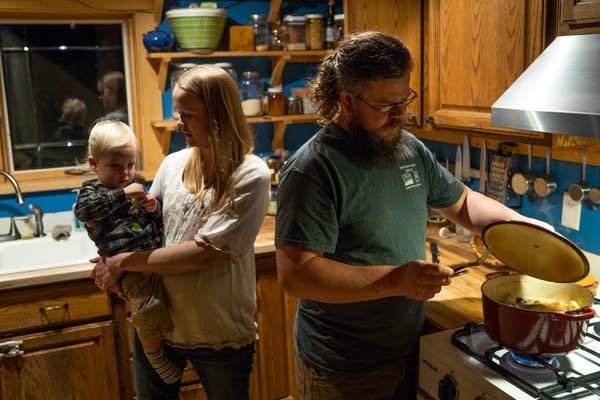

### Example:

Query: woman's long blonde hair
xmin=176 ymin=64 xmax=254 ymax=212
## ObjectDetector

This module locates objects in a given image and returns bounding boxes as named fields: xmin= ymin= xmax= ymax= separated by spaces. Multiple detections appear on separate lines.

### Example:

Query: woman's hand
xmin=90 ymin=252 xmax=129 ymax=291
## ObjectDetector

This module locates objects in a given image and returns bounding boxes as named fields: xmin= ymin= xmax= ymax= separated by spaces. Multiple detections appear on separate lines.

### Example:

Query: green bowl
xmin=166 ymin=8 xmax=227 ymax=52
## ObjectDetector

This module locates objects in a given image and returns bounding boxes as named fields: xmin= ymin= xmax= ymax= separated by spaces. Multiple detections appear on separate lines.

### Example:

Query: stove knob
xmin=438 ymin=374 xmax=458 ymax=400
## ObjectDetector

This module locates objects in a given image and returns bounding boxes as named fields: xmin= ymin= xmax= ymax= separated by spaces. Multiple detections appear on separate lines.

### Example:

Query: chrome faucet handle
xmin=28 ymin=204 xmax=45 ymax=237
xmin=6 ymin=217 xmax=20 ymax=240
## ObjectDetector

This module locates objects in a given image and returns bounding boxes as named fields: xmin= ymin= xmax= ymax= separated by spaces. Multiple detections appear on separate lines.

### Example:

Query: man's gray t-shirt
xmin=275 ymin=123 xmax=464 ymax=373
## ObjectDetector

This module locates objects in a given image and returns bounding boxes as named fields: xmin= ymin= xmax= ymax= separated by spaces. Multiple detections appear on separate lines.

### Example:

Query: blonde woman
xmin=92 ymin=65 xmax=271 ymax=399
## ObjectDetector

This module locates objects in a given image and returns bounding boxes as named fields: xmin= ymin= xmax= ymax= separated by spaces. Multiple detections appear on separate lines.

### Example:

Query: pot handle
xmin=558 ymin=306 xmax=596 ymax=321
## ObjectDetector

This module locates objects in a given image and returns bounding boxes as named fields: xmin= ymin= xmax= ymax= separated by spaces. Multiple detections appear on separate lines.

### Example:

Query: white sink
xmin=0 ymin=230 xmax=98 ymax=274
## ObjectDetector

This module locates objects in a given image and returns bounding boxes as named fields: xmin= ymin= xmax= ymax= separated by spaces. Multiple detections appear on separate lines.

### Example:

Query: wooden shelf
xmin=151 ymin=114 xmax=320 ymax=154
xmin=146 ymin=50 xmax=331 ymax=89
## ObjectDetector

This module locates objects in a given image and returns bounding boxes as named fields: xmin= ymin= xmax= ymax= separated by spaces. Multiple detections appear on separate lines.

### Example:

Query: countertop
xmin=0 ymin=216 xmax=277 ymax=291
xmin=9 ymin=216 xmax=591 ymax=332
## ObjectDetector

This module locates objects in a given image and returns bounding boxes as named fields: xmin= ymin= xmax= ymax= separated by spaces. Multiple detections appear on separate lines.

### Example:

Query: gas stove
xmin=419 ymin=306 xmax=600 ymax=399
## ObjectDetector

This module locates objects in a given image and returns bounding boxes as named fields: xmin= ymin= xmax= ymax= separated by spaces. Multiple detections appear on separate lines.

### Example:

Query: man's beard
xmin=346 ymin=117 xmax=405 ymax=165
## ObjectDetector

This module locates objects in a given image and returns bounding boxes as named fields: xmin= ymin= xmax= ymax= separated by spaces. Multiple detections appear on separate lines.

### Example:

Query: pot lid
xmin=481 ymin=221 xmax=589 ymax=283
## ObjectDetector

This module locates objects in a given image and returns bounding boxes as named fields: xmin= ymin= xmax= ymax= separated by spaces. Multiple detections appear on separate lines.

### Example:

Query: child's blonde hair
xmin=87 ymin=119 xmax=137 ymax=160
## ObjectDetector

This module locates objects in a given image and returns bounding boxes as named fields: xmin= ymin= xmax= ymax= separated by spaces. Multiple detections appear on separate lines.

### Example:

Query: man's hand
xmin=390 ymin=260 xmax=454 ymax=300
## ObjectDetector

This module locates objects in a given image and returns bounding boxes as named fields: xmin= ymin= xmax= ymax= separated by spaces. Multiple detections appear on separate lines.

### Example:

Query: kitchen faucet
xmin=0 ymin=170 xmax=25 ymax=204
xmin=29 ymin=204 xmax=45 ymax=237
xmin=0 ymin=170 xmax=25 ymax=241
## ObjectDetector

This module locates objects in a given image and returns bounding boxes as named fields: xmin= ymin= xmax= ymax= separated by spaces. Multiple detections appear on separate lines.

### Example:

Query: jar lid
xmin=176 ymin=62 xmax=198 ymax=69
xmin=283 ymin=15 xmax=307 ymax=23
xmin=305 ymin=14 xmax=323 ymax=19
xmin=480 ymin=221 xmax=589 ymax=282
xmin=268 ymin=86 xmax=283 ymax=93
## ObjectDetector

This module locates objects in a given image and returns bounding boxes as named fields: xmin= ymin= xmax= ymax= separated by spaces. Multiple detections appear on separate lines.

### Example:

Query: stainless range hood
xmin=491 ymin=33 xmax=600 ymax=138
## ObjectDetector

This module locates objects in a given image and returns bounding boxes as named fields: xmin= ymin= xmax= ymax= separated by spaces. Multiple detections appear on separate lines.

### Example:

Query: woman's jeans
xmin=132 ymin=332 xmax=255 ymax=400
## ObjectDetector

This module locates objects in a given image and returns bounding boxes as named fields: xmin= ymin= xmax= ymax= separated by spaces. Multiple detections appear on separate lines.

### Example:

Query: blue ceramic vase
xmin=143 ymin=28 xmax=174 ymax=52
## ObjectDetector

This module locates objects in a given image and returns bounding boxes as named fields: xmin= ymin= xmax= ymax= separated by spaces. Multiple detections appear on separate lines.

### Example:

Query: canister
xmin=282 ymin=15 xmax=307 ymax=50
xmin=305 ymin=14 xmax=324 ymax=50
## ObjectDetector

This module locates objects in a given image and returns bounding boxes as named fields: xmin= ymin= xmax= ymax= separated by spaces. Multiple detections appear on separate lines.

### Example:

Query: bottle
xmin=324 ymin=0 xmax=336 ymax=49
xmin=248 ymin=14 xmax=270 ymax=51
xmin=239 ymin=71 xmax=264 ymax=116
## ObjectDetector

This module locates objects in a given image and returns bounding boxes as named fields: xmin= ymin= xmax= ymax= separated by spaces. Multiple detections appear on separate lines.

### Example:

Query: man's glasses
xmin=355 ymin=88 xmax=418 ymax=114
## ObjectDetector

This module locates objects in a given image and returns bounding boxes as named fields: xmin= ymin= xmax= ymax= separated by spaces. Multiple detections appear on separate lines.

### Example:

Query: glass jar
xmin=270 ymin=27 xmax=284 ymax=51
xmin=305 ymin=14 xmax=324 ymax=50
xmin=214 ymin=62 xmax=238 ymax=82
xmin=267 ymin=86 xmax=285 ymax=116
xmin=282 ymin=15 xmax=307 ymax=50
xmin=248 ymin=14 xmax=270 ymax=51
xmin=171 ymin=62 xmax=197 ymax=119
xmin=239 ymin=71 xmax=264 ymax=117
xmin=286 ymin=95 xmax=302 ymax=115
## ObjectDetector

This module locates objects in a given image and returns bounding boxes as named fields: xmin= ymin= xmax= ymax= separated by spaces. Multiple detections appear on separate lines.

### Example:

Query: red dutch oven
xmin=478 ymin=221 xmax=595 ymax=356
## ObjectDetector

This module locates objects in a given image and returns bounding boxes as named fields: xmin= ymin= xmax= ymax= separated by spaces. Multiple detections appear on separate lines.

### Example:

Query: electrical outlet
xmin=561 ymin=192 xmax=581 ymax=231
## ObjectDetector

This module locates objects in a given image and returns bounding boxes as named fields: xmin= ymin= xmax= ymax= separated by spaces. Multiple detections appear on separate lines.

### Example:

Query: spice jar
xmin=282 ymin=15 xmax=307 ymax=50
xmin=239 ymin=71 xmax=264 ymax=116
xmin=286 ymin=95 xmax=302 ymax=115
xmin=267 ymin=86 xmax=285 ymax=116
xmin=305 ymin=14 xmax=324 ymax=50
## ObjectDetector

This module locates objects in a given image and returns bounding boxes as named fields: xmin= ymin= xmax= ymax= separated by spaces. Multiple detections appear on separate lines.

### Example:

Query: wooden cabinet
xmin=345 ymin=0 xmax=552 ymax=145
xmin=558 ymin=0 xmax=600 ymax=34
xmin=0 ymin=280 xmax=120 ymax=400
xmin=254 ymin=255 xmax=298 ymax=400
xmin=343 ymin=0 xmax=423 ymax=126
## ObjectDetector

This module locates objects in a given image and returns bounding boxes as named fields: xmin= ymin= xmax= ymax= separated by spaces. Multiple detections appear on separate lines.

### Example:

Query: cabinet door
xmin=344 ymin=0 xmax=423 ymax=126
xmin=0 ymin=321 xmax=119 ymax=400
xmin=424 ymin=0 xmax=548 ymax=140
xmin=559 ymin=0 xmax=600 ymax=34
xmin=254 ymin=273 xmax=298 ymax=400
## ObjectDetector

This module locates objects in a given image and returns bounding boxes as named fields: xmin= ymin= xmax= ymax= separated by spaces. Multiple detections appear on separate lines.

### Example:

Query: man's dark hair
xmin=307 ymin=31 xmax=414 ymax=122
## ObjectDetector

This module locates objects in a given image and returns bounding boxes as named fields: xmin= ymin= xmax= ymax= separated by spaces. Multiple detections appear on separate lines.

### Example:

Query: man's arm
xmin=276 ymin=245 xmax=453 ymax=303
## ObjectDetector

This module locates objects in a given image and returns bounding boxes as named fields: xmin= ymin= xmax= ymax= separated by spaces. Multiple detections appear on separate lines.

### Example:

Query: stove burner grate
xmin=451 ymin=323 xmax=600 ymax=399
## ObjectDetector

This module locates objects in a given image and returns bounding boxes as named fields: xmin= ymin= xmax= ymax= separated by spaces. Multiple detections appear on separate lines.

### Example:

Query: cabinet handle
xmin=424 ymin=114 xmax=433 ymax=124
xmin=0 ymin=340 xmax=24 ymax=358
xmin=39 ymin=303 xmax=69 ymax=313
xmin=406 ymin=113 xmax=417 ymax=124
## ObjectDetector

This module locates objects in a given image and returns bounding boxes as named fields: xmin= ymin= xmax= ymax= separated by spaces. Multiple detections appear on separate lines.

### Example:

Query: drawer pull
xmin=0 ymin=340 xmax=24 ymax=358
xmin=39 ymin=303 xmax=69 ymax=312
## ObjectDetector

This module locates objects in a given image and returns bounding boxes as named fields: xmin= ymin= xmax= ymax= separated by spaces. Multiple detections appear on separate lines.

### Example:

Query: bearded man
xmin=274 ymin=31 xmax=552 ymax=400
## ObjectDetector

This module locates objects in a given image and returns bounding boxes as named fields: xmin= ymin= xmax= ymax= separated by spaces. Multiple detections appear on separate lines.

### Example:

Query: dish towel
xmin=51 ymin=224 xmax=72 ymax=241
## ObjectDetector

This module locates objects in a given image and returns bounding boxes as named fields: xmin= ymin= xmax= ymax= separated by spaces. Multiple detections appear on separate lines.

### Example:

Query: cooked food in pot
xmin=504 ymin=296 xmax=581 ymax=312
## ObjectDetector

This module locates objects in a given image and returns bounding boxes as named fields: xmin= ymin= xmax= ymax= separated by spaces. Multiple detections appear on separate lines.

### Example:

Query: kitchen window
xmin=0 ymin=22 xmax=130 ymax=172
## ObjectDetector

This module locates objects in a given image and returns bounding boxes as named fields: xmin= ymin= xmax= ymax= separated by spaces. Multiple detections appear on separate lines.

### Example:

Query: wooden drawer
xmin=0 ymin=280 xmax=111 ymax=334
